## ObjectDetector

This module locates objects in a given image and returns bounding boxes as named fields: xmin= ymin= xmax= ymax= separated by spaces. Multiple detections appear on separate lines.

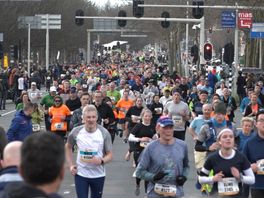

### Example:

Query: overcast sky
xmin=89 ymin=0 xmax=129 ymax=8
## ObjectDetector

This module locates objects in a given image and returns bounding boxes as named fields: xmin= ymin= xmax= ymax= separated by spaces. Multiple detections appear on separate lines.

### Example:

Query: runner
xmin=65 ymin=104 xmax=113 ymax=198
xmin=199 ymin=128 xmax=255 ymax=197
xmin=128 ymin=108 xmax=157 ymax=196
xmin=136 ymin=116 xmax=189 ymax=198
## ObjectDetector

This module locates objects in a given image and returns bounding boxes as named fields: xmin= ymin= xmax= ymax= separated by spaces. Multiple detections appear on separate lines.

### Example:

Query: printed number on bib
xmin=54 ymin=122 xmax=64 ymax=130
xmin=257 ymin=159 xmax=264 ymax=175
xmin=80 ymin=150 xmax=98 ymax=163
xmin=32 ymin=124 xmax=40 ymax=132
xmin=154 ymin=183 xmax=177 ymax=197
xmin=172 ymin=115 xmax=183 ymax=126
xmin=218 ymin=177 xmax=239 ymax=196
xmin=155 ymin=108 xmax=162 ymax=114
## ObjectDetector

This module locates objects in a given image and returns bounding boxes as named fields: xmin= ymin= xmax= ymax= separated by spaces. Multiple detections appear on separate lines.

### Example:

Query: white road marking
xmin=0 ymin=110 xmax=16 ymax=117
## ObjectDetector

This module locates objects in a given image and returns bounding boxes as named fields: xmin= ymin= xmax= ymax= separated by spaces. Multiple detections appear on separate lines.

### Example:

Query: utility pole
xmin=185 ymin=0 xmax=189 ymax=76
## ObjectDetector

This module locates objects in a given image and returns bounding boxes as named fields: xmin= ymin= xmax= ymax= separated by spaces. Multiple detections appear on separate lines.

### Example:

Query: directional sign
xmin=18 ymin=16 xmax=42 ymax=29
xmin=221 ymin=11 xmax=236 ymax=28
xmin=238 ymin=11 xmax=253 ymax=29
xmin=36 ymin=14 xmax=61 ymax=29
xmin=250 ymin=23 xmax=264 ymax=39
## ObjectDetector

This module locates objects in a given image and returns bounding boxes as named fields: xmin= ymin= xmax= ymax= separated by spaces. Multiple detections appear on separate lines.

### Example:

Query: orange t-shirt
xmin=210 ymin=111 xmax=229 ymax=121
xmin=49 ymin=104 xmax=71 ymax=132
xmin=116 ymin=99 xmax=134 ymax=119
xmin=251 ymin=104 xmax=258 ymax=114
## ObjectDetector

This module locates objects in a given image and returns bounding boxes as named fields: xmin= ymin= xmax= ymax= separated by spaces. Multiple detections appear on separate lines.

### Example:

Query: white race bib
xmin=154 ymin=183 xmax=177 ymax=197
xmin=155 ymin=108 xmax=162 ymax=114
xmin=32 ymin=124 xmax=40 ymax=132
xmin=218 ymin=177 xmax=239 ymax=196
xmin=257 ymin=159 xmax=264 ymax=175
xmin=54 ymin=122 xmax=64 ymax=130
xmin=80 ymin=150 xmax=98 ymax=163
xmin=172 ymin=115 xmax=183 ymax=127
xmin=30 ymin=92 xmax=37 ymax=98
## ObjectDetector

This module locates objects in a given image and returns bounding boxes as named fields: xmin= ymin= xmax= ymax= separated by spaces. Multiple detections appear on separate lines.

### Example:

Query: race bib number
xmin=140 ymin=141 xmax=149 ymax=148
xmin=257 ymin=159 xmax=264 ymax=174
xmin=172 ymin=115 xmax=183 ymax=127
xmin=80 ymin=150 xmax=98 ymax=163
xmin=30 ymin=92 xmax=37 ymax=98
xmin=32 ymin=124 xmax=40 ymax=132
xmin=155 ymin=108 xmax=162 ymax=114
xmin=54 ymin=122 xmax=64 ymax=130
xmin=218 ymin=177 xmax=239 ymax=196
xmin=154 ymin=183 xmax=177 ymax=197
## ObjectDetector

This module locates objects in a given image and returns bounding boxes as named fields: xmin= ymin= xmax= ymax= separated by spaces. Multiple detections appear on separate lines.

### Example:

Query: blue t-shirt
xmin=190 ymin=116 xmax=210 ymax=135
xmin=238 ymin=130 xmax=255 ymax=152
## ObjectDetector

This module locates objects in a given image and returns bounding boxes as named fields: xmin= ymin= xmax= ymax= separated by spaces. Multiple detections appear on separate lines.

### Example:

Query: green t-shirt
xmin=16 ymin=103 xmax=24 ymax=111
xmin=40 ymin=94 xmax=54 ymax=109
xmin=107 ymin=90 xmax=121 ymax=103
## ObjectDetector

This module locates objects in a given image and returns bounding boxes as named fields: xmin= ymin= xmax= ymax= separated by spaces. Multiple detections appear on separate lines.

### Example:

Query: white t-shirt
xmin=18 ymin=77 xmax=24 ymax=90
xmin=76 ymin=128 xmax=105 ymax=178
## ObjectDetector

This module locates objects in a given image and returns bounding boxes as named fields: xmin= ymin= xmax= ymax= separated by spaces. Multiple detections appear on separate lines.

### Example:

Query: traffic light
xmin=14 ymin=45 xmax=18 ymax=60
xmin=191 ymin=45 xmax=199 ymax=64
xmin=10 ymin=45 xmax=14 ymax=59
xmin=192 ymin=0 xmax=204 ymax=19
xmin=133 ymin=0 xmax=144 ymax=18
xmin=204 ymin=43 xmax=213 ymax=61
xmin=0 ymin=43 xmax=3 ymax=59
xmin=118 ymin=10 xmax=127 ymax=27
xmin=161 ymin=11 xmax=170 ymax=28
xmin=75 ymin=9 xmax=84 ymax=26
xmin=117 ymin=42 xmax=120 ymax=49
xmin=224 ymin=42 xmax=234 ymax=65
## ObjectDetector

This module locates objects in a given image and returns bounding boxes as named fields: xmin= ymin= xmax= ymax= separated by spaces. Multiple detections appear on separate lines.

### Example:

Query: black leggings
xmin=134 ymin=150 xmax=148 ymax=193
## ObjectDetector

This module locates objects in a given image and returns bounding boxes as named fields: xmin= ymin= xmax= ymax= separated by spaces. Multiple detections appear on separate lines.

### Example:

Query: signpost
xmin=221 ymin=11 xmax=236 ymax=28
xmin=250 ymin=23 xmax=264 ymax=69
xmin=36 ymin=14 xmax=61 ymax=70
xmin=18 ymin=16 xmax=42 ymax=77
xmin=238 ymin=11 xmax=253 ymax=29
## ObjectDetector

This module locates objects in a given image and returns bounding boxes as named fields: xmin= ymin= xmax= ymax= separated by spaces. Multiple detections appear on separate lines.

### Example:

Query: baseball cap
xmin=50 ymin=86 xmax=57 ymax=92
xmin=157 ymin=116 xmax=174 ymax=127
xmin=31 ymin=82 xmax=36 ymax=86
xmin=70 ymin=87 xmax=77 ymax=93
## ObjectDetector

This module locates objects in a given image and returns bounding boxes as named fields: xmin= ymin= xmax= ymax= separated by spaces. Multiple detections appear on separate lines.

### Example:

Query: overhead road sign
xmin=221 ymin=11 xmax=236 ymax=28
xmin=250 ymin=23 xmax=264 ymax=39
xmin=238 ymin=11 xmax=253 ymax=29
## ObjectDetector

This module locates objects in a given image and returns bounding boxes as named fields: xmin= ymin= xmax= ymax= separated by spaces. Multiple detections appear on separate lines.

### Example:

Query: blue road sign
xmin=250 ymin=23 xmax=264 ymax=39
xmin=221 ymin=11 xmax=236 ymax=28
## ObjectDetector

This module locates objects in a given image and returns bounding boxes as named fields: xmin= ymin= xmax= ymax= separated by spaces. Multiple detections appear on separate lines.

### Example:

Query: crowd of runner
xmin=1 ymin=50 xmax=264 ymax=198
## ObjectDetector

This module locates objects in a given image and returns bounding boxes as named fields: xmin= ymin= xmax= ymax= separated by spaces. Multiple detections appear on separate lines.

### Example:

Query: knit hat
xmin=214 ymin=102 xmax=227 ymax=115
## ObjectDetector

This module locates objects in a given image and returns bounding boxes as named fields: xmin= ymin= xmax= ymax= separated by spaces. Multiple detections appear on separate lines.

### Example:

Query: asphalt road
xmin=0 ymin=100 xmax=243 ymax=198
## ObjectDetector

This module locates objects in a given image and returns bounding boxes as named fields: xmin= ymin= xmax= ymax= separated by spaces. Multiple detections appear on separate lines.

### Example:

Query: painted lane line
xmin=1 ymin=110 xmax=16 ymax=117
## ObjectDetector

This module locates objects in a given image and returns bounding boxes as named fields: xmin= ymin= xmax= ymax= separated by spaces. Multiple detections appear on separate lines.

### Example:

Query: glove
xmin=153 ymin=171 xmax=168 ymax=182
xmin=176 ymin=175 xmax=187 ymax=186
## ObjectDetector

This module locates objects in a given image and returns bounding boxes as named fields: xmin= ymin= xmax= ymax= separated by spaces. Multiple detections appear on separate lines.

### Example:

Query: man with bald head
xmin=0 ymin=141 xmax=23 ymax=190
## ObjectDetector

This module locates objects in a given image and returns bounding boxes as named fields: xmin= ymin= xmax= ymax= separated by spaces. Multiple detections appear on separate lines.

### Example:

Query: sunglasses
xmin=55 ymin=100 xmax=61 ymax=102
